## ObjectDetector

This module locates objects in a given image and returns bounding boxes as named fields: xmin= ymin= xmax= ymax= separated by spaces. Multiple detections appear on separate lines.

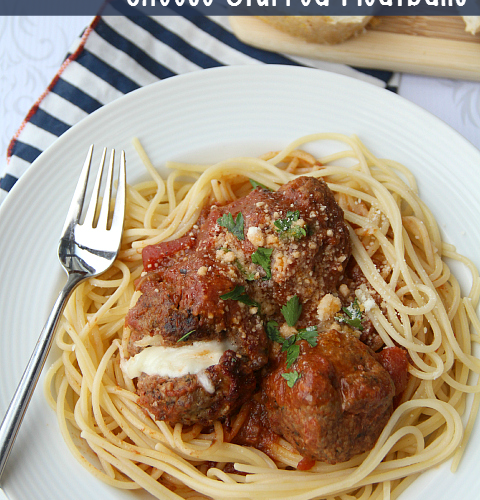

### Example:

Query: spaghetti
xmin=45 ymin=133 xmax=480 ymax=500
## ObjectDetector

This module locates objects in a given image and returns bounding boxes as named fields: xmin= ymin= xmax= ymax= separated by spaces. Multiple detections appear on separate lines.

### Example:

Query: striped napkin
xmin=0 ymin=14 xmax=397 ymax=205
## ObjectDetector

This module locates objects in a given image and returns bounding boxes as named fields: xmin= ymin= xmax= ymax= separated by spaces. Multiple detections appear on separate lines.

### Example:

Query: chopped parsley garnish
xmin=297 ymin=326 xmax=319 ymax=347
xmin=281 ymin=326 xmax=318 ymax=368
xmin=220 ymin=286 xmax=260 ymax=311
xmin=235 ymin=260 xmax=256 ymax=281
xmin=266 ymin=297 xmax=319 ymax=375
xmin=249 ymin=179 xmax=272 ymax=191
xmin=335 ymin=298 xmax=364 ymax=331
xmin=220 ymin=286 xmax=247 ymax=301
xmin=281 ymin=334 xmax=297 ymax=353
xmin=285 ymin=344 xmax=300 ymax=369
xmin=251 ymin=247 xmax=273 ymax=279
xmin=177 ymin=330 xmax=195 ymax=342
xmin=266 ymin=319 xmax=318 ymax=369
xmin=266 ymin=320 xmax=283 ymax=343
xmin=274 ymin=210 xmax=307 ymax=240
xmin=217 ymin=212 xmax=245 ymax=240
xmin=281 ymin=295 xmax=302 ymax=327
xmin=281 ymin=371 xmax=301 ymax=388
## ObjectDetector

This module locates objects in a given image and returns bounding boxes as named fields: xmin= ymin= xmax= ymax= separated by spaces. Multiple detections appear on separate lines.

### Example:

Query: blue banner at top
xmin=1 ymin=0 xmax=480 ymax=16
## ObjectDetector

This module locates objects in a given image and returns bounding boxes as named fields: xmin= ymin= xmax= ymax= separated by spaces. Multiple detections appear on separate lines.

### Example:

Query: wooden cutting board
xmin=229 ymin=16 xmax=480 ymax=81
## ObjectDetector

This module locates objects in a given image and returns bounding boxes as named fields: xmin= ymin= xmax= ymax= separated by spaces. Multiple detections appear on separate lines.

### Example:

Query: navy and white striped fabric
xmin=0 ymin=14 xmax=397 ymax=204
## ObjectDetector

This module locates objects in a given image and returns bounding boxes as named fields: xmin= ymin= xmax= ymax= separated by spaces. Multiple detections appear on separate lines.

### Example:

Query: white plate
xmin=0 ymin=65 xmax=479 ymax=500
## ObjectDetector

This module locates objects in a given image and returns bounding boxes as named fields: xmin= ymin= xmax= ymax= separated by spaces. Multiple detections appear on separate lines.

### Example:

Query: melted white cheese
xmin=121 ymin=340 xmax=234 ymax=387
xmin=197 ymin=370 xmax=216 ymax=394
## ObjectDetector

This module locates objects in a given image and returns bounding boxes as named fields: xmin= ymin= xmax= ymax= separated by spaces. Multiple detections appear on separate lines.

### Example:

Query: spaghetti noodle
xmin=45 ymin=133 xmax=480 ymax=500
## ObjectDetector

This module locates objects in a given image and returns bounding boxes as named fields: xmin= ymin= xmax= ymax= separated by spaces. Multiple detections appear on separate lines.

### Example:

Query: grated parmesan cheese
xmin=317 ymin=293 xmax=342 ymax=322
xmin=355 ymin=286 xmax=377 ymax=313
xmin=247 ymin=226 xmax=265 ymax=247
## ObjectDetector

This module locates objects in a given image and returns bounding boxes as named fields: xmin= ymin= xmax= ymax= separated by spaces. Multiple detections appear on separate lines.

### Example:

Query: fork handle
xmin=0 ymin=273 xmax=85 ymax=481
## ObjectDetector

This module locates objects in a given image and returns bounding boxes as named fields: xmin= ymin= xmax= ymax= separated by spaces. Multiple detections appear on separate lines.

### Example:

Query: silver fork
xmin=0 ymin=145 xmax=126 ymax=481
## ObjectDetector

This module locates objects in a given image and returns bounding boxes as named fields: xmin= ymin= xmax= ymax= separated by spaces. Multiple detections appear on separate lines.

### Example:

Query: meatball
xmin=127 ymin=254 xmax=267 ymax=363
xmin=125 ymin=253 xmax=268 ymax=426
xmin=127 ymin=257 xmax=234 ymax=349
xmin=196 ymin=176 xmax=351 ymax=325
xmin=137 ymin=350 xmax=257 ymax=426
xmin=262 ymin=330 xmax=395 ymax=464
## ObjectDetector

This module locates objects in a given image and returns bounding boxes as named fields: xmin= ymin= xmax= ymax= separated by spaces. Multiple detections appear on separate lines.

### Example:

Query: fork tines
xmin=62 ymin=145 xmax=126 ymax=236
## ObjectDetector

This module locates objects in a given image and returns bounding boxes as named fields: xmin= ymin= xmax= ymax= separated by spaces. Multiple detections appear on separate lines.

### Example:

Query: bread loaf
xmin=256 ymin=16 xmax=373 ymax=45
xmin=463 ymin=16 xmax=480 ymax=35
